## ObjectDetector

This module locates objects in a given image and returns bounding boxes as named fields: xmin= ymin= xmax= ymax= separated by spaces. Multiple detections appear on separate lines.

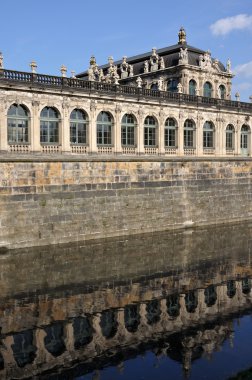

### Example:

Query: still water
xmin=1 ymin=223 xmax=252 ymax=379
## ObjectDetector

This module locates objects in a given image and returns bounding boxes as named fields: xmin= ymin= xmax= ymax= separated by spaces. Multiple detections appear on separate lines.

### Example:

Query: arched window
xmin=240 ymin=124 xmax=250 ymax=156
xmin=219 ymin=85 xmax=226 ymax=99
xmin=167 ymin=78 xmax=178 ymax=92
xmin=7 ymin=104 xmax=29 ymax=143
xmin=227 ymin=280 xmax=236 ymax=298
xmin=121 ymin=113 xmax=137 ymax=146
xmin=185 ymin=291 xmax=198 ymax=313
xmin=40 ymin=107 xmax=59 ymax=144
xmin=203 ymin=82 xmax=212 ymax=98
xmin=166 ymin=294 xmax=180 ymax=318
xmin=150 ymin=83 xmax=158 ymax=91
xmin=184 ymin=119 xmax=195 ymax=148
xmin=70 ymin=109 xmax=88 ymax=145
xmin=189 ymin=79 xmax=197 ymax=95
xmin=146 ymin=300 xmax=161 ymax=325
xmin=165 ymin=117 xmax=177 ymax=147
xmin=97 ymin=111 xmax=113 ymax=146
xmin=204 ymin=285 xmax=217 ymax=307
xmin=124 ymin=304 xmax=140 ymax=333
xmin=203 ymin=121 xmax=215 ymax=148
xmin=242 ymin=278 xmax=251 ymax=294
xmin=226 ymin=124 xmax=235 ymax=150
xmin=144 ymin=116 xmax=157 ymax=146
xmin=100 ymin=310 xmax=118 ymax=339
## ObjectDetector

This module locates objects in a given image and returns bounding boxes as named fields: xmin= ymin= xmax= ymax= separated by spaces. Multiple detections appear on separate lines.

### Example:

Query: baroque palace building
xmin=0 ymin=27 xmax=252 ymax=157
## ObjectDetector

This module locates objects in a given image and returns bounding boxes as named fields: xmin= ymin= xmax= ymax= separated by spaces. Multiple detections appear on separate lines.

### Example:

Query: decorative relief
xmin=199 ymin=50 xmax=213 ymax=71
xmin=90 ymin=100 xmax=97 ymax=112
xmin=144 ymin=48 xmax=165 ymax=73
xmin=178 ymin=48 xmax=188 ymax=65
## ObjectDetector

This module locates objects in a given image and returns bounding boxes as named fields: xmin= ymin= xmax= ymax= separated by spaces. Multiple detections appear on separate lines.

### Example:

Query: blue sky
xmin=0 ymin=0 xmax=251 ymax=101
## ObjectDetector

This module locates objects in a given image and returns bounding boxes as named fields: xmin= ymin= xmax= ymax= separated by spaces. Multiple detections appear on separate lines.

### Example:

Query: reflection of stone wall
xmin=0 ymin=278 xmax=251 ymax=379
xmin=0 ymin=158 xmax=252 ymax=248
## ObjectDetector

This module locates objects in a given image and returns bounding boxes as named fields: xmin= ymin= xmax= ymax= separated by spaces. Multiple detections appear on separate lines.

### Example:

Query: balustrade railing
xmin=71 ymin=145 xmax=88 ymax=154
xmin=1 ymin=69 xmax=252 ymax=111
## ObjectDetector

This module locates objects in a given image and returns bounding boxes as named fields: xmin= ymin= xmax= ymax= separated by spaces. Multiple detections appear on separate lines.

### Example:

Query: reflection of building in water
xmin=0 ymin=223 xmax=252 ymax=378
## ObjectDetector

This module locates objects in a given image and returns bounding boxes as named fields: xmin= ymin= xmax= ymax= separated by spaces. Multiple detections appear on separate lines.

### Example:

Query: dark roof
xmin=77 ymin=42 xmax=226 ymax=78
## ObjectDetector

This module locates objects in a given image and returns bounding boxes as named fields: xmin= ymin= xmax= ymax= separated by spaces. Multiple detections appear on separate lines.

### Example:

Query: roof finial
xmin=178 ymin=26 xmax=186 ymax=44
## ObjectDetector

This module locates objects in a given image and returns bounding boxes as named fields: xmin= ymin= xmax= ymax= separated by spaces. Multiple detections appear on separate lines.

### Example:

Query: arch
xmin=184 ymin=119 xmax=196 ymax=148
xmin=44 ymin=322 xmax=66 ymax=357
xmin=167 ymin=78 xmax=178 ymax=92
xmin=240 ymin=124 xmax=251 ymax=156
xmin=100 ymin=309 xmax=118 ymax=339
xmin=164 ymin=117 xmax=177 ymax=147
xmin=73 ymin=316 xmax=93 ymax=349
xmin=146 ymin=299 xmax=161 ymax=325
xmin=166 ymin=294 xmax=180 ymax=318
xmin=185 ymin=290 xmax=198 ymax=313
xmin=150 ymin=82 xmax=158 ymax=91
xmin=97 ymin=111 xmax=114 ymax=146
xmin=203 ymin=121 xmax=215 ymax=148
xmin=124 ymin=304 xmax=140 ymax=333
xmin=40 ymin=106 xmax=60 ymax=144
xmin=204 ymin=285 xmax=217 ymax=307
xmin=144 ymin=115 xmax=158 ymax=147
xmin=242 ymin=278 xmax=251 ymax=294
xmin=7 ymin=103 xmax=29 ymax=144
xmin=11 ymin=329 xmax=37 ymax=368
xmin=203 ymin=81 xmax=212 ymax=98
xmin=189 ymin=79 xmax=197 ymax=95
xmin=70 ymin=108 xmax=89 ymax=145
xmin=219 ymin=84 xmax=226 ymax=99
xmin=227 ymin=280 xmax=236 ymax=298
xmin=226 ymin=124 xmax=235 ymax=150
xmin=121 ymin=113 xmax=137 ymax=146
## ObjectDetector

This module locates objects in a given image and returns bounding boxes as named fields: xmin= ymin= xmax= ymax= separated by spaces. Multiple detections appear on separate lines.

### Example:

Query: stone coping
xmin=0 ymin=154 xmax=251 ymax=163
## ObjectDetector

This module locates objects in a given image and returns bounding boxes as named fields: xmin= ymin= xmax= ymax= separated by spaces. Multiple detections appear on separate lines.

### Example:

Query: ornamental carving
xmin=178 ymin=48 xmax=188 ymax=65
xmin=120 ymin=57 xmax=133 ymax=79
xmin=199 ymin=51 xmax=213 ymax=71
xmin=144 ymin=48 xmax=165 ymax=73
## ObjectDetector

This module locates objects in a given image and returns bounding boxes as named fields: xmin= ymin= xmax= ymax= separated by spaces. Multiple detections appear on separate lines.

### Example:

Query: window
xmin=97 ymin=111 xmax=113 ymax=146
xmin=203 ymin=81 xmax=212 ymax=98
xmin=226 ymin=124 xmax=234 ymax=149
xmin=184 ymin=119 xmax=195 ymax=148
xmin=150 ymin=83 xmax=158 ymax=91
xmin=40 ymin=107 xmax=59 ymax=144
xmin=203 ymin=121 xmax=214 ymax=148
xmin=144 ymin=116 xmax=157 ymax=146
xmin=165 ymin=118 xmax=176 ymax=147
xmin=70 ymin=109 xmax=88 ymax=144
xmin=219 ymin=85 xmax=226 ymax=99
xmin=167 ymin=78 xmax=178 ymax=92
xmin=7 ymin=104 xmax=29 ymax=143
xmin=189 ymin=79 xmax=197 ymax=95
xmin=121 ymin=114 xmax=137 ymax=146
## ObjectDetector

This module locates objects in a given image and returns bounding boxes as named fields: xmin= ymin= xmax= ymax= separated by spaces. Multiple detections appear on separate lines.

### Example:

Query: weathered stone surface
xmin=0 ymin=158 xmax=252 ymax=248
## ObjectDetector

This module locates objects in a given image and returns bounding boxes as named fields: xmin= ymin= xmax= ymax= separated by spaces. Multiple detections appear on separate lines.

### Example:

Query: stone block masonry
xmin=0 ymin=156 xmax=252 ymax=249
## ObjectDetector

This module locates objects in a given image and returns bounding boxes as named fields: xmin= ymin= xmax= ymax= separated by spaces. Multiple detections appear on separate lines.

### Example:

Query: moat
xmin=1 ymin=222 xmax=252 ymax=379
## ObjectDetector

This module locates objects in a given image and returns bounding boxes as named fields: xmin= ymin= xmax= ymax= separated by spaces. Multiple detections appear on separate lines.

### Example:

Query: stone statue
xmin=226 ymin=58 xmax=231 ymax=73
xmin=88 ymin=67 xmax=95 ymax=81
xmin=179 ymin=48 xmax=188 ymax=64
xmin=158 ymin=77 xmax=163 ymax=91
xmin=144 ymin=60 xmax=149 ymax=73
xmin=120 ymin=56 xmax=129 ymax=79
xmin=129 ymin=64 xmax=134 ymax=77
xmin=159 ymin=56 xmax=165 ymax=70
xmin=0 ymin=52 xmax=3 ymax=69
xmin=60 ymin=65 xmax=67 ymax=77
xmin=177 ymin=83 xmax=183 ymax=93
xmin=150 ymin=48 xmax=159 ymax=72
xmin=30 ymin=60 xmax=37 ymax=74
xmin=136 ymin=76 xmax=142 ymax=88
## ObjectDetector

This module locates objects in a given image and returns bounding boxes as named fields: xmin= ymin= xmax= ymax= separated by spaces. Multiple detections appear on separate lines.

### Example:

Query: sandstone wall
xmin=0 ymin=156 xmax=252 ymax=248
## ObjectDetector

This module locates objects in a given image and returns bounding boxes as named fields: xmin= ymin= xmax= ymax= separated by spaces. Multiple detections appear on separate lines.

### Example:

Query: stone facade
xmin=0 ymin=157 xmax=252 ymax=248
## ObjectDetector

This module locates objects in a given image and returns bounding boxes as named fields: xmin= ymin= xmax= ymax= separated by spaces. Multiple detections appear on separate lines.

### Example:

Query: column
xmin=177 ymin=113 xmax=184 ymax=156
xmin=61 ymin=105 xmax=71 ymax=153
xmin=159 ymin=109 xmax=165 ymax=155
xmin=89 ymin=101 xmax=98 ymax=154
xmin=0 ymin=103 xmax=8 ymax=152
xmin=114 ymin=105 xmax=122 ymax=154
xmin=137 ymin=107 xmax=144 ymax=154
xmin=31 ymin=101 xmax=41 ymax=152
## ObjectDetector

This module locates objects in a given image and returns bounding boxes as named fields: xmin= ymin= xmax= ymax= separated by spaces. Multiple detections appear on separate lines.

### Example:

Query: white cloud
xmin=210 ymin=14 xmax=252 ymax=36
xmin=234 ymin=61 xmax=252 ymax=78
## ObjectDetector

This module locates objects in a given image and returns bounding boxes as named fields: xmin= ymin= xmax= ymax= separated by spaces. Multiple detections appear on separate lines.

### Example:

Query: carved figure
xmin=179 ymin=48 xmax=188 ymax=64
xmin=158 ymin=77 xmax=163 ymax=91
xmin=226 ymin=58 xmax=231 ymax=73
xmin=136 ymin=77 xmax=142 ymax=88
xmin=129 ymin=64 xmax=134 ymax=77
xmin=0 ymin=52 xmax=3 ymax=69
xmin=144 ymin=60 xmax=149 ymax=73
xmin=159 ymin=57 xmax=165 ymax=70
